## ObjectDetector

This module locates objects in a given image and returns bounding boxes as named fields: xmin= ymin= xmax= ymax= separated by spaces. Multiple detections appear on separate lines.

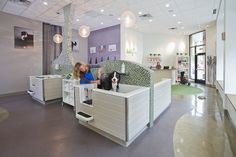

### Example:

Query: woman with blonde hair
xmin=73 ymin=62 xmax=101 ymax=85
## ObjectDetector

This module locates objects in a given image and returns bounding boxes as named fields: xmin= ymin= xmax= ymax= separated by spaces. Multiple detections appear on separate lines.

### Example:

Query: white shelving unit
xmin=176 ymin=54 xmax=189 ymax=82
xmin=146 ymin=55 xmax=161 ymax=68
xmin=62 ymin=79 xmax=79 ymax=106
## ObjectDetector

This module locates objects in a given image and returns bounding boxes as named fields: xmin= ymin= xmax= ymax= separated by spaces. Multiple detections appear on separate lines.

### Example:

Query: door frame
xmin=189 ymin=30 xmax=206 ymax=84
xmin=195 ymin=53 xmax=206 ymax=84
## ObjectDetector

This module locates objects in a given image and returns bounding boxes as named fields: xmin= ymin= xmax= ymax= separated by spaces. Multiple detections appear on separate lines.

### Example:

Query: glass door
xmin=195 ymin=53 xmax=206 ymax=84
xmin=189 ymin=31 xmax=206 ymax=84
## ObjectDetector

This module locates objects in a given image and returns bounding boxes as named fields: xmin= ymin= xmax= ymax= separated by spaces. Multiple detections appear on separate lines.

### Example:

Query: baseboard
xmin=0 ymin=91 xmax=26 ymax=98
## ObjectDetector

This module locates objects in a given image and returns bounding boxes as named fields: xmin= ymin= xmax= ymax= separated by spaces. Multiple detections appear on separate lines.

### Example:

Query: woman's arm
xmin=90 ymin=80 xmax=101 ymax=85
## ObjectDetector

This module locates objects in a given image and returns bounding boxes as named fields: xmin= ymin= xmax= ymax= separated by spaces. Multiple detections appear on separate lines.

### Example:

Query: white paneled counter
xmin=75 ymin=84 xmax=150 ymax=147
xmin=152 ymin=69 xmax=176 ymax=84
xmin=28 ymin=75 xmax=63 ymax=104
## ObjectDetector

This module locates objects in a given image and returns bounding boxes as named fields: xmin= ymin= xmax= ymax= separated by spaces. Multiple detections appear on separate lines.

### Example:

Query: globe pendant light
xmin=53 ymin=34 xmax=63 ymax=44
xmin=79 ymin=25 xmax=90 ymax=38
xmin=121 ymin=11 xmax=136 ymax=28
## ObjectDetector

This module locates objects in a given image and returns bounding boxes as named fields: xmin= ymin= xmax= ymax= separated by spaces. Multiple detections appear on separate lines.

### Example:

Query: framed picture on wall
xmin=14 ymin=26 xmax=34 ymax=49
xmin=108 ymin=44 xmax=117 ymax=52
xmin=98 ymin=45 xmax=106 ymax=53
xmin=90 ymin=47 xmax=96 ymax=54
xmin=72 ymin=41 xmax=79 ymax=52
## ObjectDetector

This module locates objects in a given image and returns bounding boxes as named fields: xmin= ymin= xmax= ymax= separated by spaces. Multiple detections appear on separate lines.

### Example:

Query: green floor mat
xmin=172 ymin=85 xmax=203 ymax=95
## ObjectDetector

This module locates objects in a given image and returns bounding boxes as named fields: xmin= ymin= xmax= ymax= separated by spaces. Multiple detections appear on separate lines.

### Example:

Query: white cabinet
xmin=28 ymin=75 xmax=63 ymax=104
xmin=62 ymin=79 xmax=79 ymax=106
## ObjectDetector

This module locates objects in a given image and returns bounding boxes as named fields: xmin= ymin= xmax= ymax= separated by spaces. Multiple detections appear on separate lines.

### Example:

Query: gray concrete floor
xmin=0 ymin=85 xmax=235 ymax=157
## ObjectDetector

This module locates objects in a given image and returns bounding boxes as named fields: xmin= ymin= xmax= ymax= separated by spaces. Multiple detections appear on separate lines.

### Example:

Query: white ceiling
xmin=0 ymin=0 xmax=220 ymax=35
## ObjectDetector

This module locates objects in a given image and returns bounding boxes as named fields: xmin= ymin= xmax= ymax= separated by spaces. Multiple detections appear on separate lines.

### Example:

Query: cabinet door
xmin=44 ymin=78 xmax=62 ymax=101
xmin=90 ymin=91 xmax=126 ymax=140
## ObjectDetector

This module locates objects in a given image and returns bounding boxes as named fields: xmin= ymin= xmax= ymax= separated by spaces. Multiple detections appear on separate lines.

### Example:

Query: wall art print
xmin=98 ymin=45 xmax=106 ymax=53
xmin=108 ymin=44 xmax=117 ymax=52
xmin=14 ymin=26 xmax=34 ymax=49
xmin=90 ymin=47 xmax=96 ymax=54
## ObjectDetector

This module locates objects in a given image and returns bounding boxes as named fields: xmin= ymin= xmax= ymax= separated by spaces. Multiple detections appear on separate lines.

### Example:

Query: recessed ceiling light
xmin=165 ymin=4 xmax=170 ymax=7
xmin=43 ymin=1 xmax=48 ymax=5
xmin=100 ymin=9 xmax=104 ymax=13
xmin=181 ymin=26 xmax=184 ymax=29
xmin=76 ymin=19 xmax=79 ymax=22
xmin=173 ymin=14 xmax=176 ymax=17
xmin=138 ymin=11 xmax=142 ymax=15
xmin=117 ymin=17 xmax=121 ymax=20
xmin=177 ymin=21 xmax=182 ymax=24
xmin=149 ymin=19 xmax=153 ymax=22
xmin=101 ymin=22 xmax=104 ymax=25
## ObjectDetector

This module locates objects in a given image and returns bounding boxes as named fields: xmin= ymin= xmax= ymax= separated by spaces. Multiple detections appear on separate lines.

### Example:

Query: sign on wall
xmin=90 ymin=47 xmax=96 ymax=54
xmin=108 ymin=44 xmax=117 ymax=52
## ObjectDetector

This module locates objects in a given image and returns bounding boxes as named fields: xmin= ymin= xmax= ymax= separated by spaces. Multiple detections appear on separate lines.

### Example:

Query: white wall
xmin=143 ymin=33 xmax=188 ymax=67
xmin=206 ymin=23 xmax=216 ymax=85
xmin=72 ymin=29 xmax=88 ymax=64
xmin=120 ymin=26 xmax=143 ymax=64
xmin=224 ymin=0 xmax=236 ymax=94
xmin=120 ymin=25 xmax=188 ymax=67
xmin=0 ymin=12 xmax=42 ymax=95
xmin=216 ymin=0 xmax=225 ymax=82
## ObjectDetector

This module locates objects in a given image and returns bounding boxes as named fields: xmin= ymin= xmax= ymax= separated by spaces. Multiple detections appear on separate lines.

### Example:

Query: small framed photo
xmin=90 ymin=47 xmax=96 ymax=54
xmin=108 ymin=44 xmax=117 ymax=52
xmin=98 ymin=45 xmax=106 ymax=53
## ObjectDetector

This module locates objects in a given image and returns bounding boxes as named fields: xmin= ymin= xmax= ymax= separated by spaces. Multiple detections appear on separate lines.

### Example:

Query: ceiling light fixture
xmin=181 ymin=26 xmax=184 ymax=29
xmin=177 ymin=21 xmax=182 ymax=24
xmin=138 ymin=11 xmax=142 ymax=15
xmin=165 ymin=4 xmax=170 ymax=7
xmin=53 ymin=34 xmax=63 ymax=44
xmin=121 ymin=11 xmax=136 ymax=28
xmin=149 ymin=19 xmax=153 ymax=22
xmin=79 ymin=25 xmax=90 ymax=38
xmin=101 ymin=22 xmax=104 ymax=25
xmin=43 ymin=1 xmax=48 ymax=5
xmin=100 ymin=9 xmax=104 ymax=13
xmin=76 ymin=19 xmax=79 ymax=22
xmin=173 ymin=14 xmax=176 ymax=17
xmin=117 ymin=17 xmax=121 ymax=20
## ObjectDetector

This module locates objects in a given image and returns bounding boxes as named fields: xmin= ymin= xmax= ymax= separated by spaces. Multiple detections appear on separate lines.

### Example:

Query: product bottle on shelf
xmin=95 ymin=57 xmax=98 ymax=64
xmin=107 ymin=56 xmax=109 ymax=60
xmin=121 ymin=62 xmax=125 ymax=73
xmin=101 ymin=57 xmax=103 ymax=62
xmin=114 ymin=56 xmax=116 ymax=60
xmin=89 ymin=58 xmax=92 ymax=64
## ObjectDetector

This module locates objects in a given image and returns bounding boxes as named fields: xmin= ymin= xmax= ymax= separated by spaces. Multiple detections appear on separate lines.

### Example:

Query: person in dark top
xmin=73 ymin=62 xmax=101 ymax=85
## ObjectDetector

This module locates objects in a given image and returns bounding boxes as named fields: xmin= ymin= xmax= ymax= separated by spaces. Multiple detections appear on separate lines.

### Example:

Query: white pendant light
xmin=121 ymin=11 xmax=136 ymax=28
xmin=79 ymin=25 xmax=90 ymax=38
xmin=53 ymin=34 xmax=63 ymax=44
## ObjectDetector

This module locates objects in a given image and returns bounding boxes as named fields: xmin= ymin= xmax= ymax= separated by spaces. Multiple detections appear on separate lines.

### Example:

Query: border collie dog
xmin=99 ymin=71 xmax=120 ymax=91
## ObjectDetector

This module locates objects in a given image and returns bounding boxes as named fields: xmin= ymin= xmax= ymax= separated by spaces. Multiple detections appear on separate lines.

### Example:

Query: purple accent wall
xmin=88 ymin=25 xmax=120 ymax=64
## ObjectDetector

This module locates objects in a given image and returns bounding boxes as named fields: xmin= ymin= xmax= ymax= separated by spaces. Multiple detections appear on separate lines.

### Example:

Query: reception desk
xmin=152 ymin=69 xmax=176 ymax=84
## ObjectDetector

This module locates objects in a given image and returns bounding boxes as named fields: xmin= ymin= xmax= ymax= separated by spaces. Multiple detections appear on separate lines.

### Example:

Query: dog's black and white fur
xmin=98 ymin=71 xmax=120 ymax=91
